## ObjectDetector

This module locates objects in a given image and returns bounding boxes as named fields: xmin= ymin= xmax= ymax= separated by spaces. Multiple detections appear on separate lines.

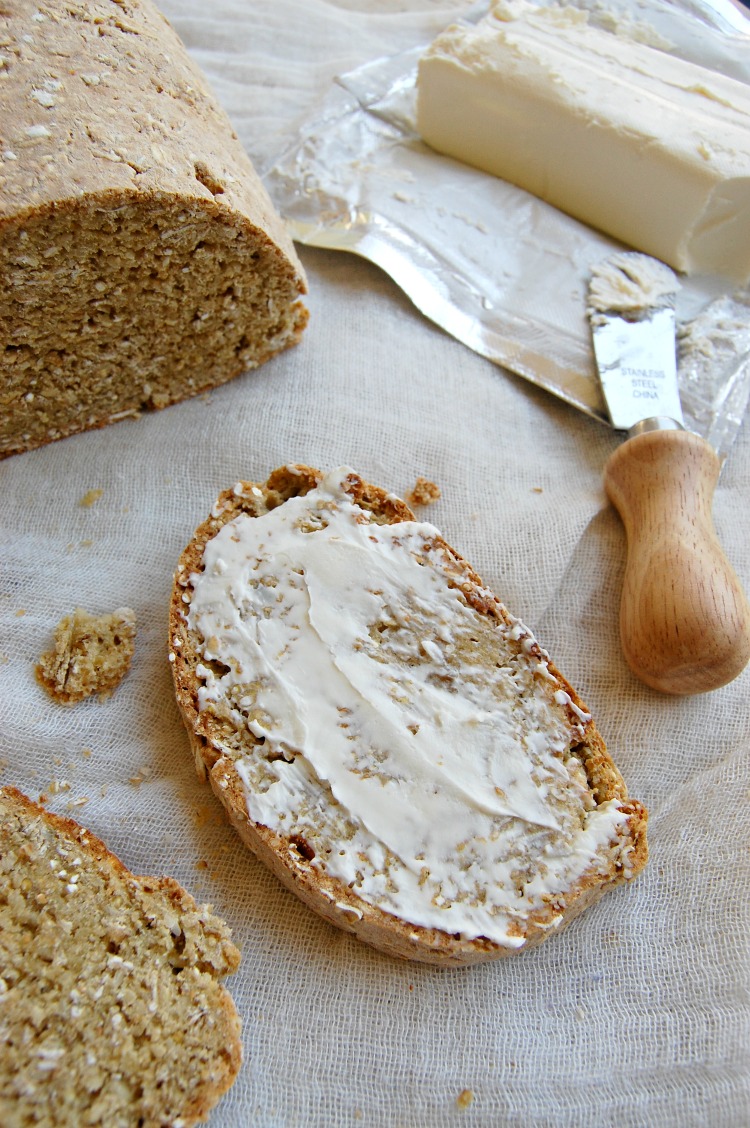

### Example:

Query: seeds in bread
xmin=170 ymin=465 xmax=648 ymax=966
xmin=0 ymin=0 xmax=308 ymax=459
xmin=0 ymin=787 xmax=242 ymax=1127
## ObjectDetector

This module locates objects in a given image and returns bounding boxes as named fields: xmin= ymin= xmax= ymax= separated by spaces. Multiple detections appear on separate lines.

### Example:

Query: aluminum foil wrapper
xmin=265 ymin=0 xmax=750 ymax=460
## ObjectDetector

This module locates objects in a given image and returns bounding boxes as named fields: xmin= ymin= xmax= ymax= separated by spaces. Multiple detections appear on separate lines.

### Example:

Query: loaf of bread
xmin=0 ymin=0 xmax=308 ymax=459
xmin=170 ymin=465 xmax=648 ymax=966
xmin=0 ymin=786 xmax=242 ymax=1126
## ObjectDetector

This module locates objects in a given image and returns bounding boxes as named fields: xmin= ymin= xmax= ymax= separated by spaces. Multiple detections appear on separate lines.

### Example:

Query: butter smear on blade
xmin=187 ymin=470 xmax=631 ymax=948
xmin=416 ymin=0 xmax=750 ymax=283
xmin=588 ymin=252 xmax=679 ymax=316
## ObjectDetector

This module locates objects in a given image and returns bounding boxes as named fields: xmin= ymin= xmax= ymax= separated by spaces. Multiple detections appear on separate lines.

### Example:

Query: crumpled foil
xmin=265 ymin=0 xmax=750 ymax=460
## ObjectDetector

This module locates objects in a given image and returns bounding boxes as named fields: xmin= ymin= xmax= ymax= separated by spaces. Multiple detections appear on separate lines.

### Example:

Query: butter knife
xmin=588 ymin=252 xmax=750 ymax=695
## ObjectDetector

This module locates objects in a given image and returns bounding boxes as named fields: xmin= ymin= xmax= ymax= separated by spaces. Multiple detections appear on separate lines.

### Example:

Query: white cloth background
xmin=2 ymin=2 xmax=749 ymax=1125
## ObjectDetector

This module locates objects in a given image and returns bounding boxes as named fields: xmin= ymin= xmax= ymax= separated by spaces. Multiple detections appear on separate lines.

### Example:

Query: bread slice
xmin=0 ymin=0 xmax=307 ymax=459
xmin=170 ymin=465 xmax=647 ymax=966
xmin=0 ymin=787 xmax=242 ymax=1126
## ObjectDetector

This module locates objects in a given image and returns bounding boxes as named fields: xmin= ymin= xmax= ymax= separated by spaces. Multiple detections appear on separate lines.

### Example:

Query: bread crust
xmin=0 ymin=0 xmax=308 ymax=458
xmin=170 ymin=465 xmax=648 ymax=965
xmin=0 ymin=786 xmax=242 ymax=1126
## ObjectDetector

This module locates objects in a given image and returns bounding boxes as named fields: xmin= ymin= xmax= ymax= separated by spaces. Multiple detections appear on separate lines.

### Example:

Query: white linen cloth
xmin=1 ymin=2 xmax=748 ymax=1124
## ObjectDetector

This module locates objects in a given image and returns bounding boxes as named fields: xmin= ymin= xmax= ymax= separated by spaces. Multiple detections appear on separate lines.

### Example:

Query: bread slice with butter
xmin=170 ymin=466 xmax=647 ymax=965
xmin=0 ymin=787 xmax=242 ymax=1126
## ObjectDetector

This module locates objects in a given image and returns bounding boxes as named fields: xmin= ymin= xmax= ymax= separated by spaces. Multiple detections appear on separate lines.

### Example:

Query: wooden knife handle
xmin=603 ymin=428 xmax=750 ymax=694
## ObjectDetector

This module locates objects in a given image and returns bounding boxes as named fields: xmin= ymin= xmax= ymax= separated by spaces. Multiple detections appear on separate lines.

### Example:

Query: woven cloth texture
xmin=1 ymin=2 xmax=748 ymax=1125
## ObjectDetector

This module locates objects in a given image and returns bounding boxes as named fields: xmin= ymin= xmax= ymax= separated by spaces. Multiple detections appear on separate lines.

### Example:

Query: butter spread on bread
xmin=171 ymin=466 xmax=647 ymax=965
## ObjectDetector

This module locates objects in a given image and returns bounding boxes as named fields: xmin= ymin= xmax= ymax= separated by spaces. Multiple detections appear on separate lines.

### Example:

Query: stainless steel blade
xmin=588 ymin=252 xmax=683 ymax=432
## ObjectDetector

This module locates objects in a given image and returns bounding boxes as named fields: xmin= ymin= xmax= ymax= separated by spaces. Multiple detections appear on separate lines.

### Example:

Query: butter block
xmin=416 ymin=0 xmax=750 ymax=283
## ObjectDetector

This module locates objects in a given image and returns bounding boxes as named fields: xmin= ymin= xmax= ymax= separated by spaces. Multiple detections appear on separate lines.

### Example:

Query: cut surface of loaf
xmin=0 ymin=0 xmax=308 ymax=459
xmin=170 ymin=466 xmax=648 ymax=966
xmin=0 ymin=787 xmax=242 ymax=1127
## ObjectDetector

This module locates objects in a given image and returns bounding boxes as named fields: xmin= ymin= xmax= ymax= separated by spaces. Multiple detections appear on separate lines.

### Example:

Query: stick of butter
xmin=416 ymin=0 xmax=750 ymax=283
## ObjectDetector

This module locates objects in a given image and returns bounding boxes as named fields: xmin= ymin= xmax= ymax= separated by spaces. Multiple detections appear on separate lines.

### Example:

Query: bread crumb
xmin=78 ymin=489 xmax=103 ymax=508
xmin=407 ymin=477 xmax=441 ymax=506
xmin=128 ymin=767 xmax=152 ymax=787
xmin=456 ymin=1089 xmax=474 ymax=1109
xmin=36 ymin=607 xmax=136 ymax=704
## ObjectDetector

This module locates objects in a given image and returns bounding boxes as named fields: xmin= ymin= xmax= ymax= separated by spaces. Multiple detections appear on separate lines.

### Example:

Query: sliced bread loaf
xmin=0 ymin=786 xmax=242 ymax=1126
xmin=0 ymin=0 xmax=307 ymax=458
xmin=170 ymin=465 xmax=648 ymax=966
